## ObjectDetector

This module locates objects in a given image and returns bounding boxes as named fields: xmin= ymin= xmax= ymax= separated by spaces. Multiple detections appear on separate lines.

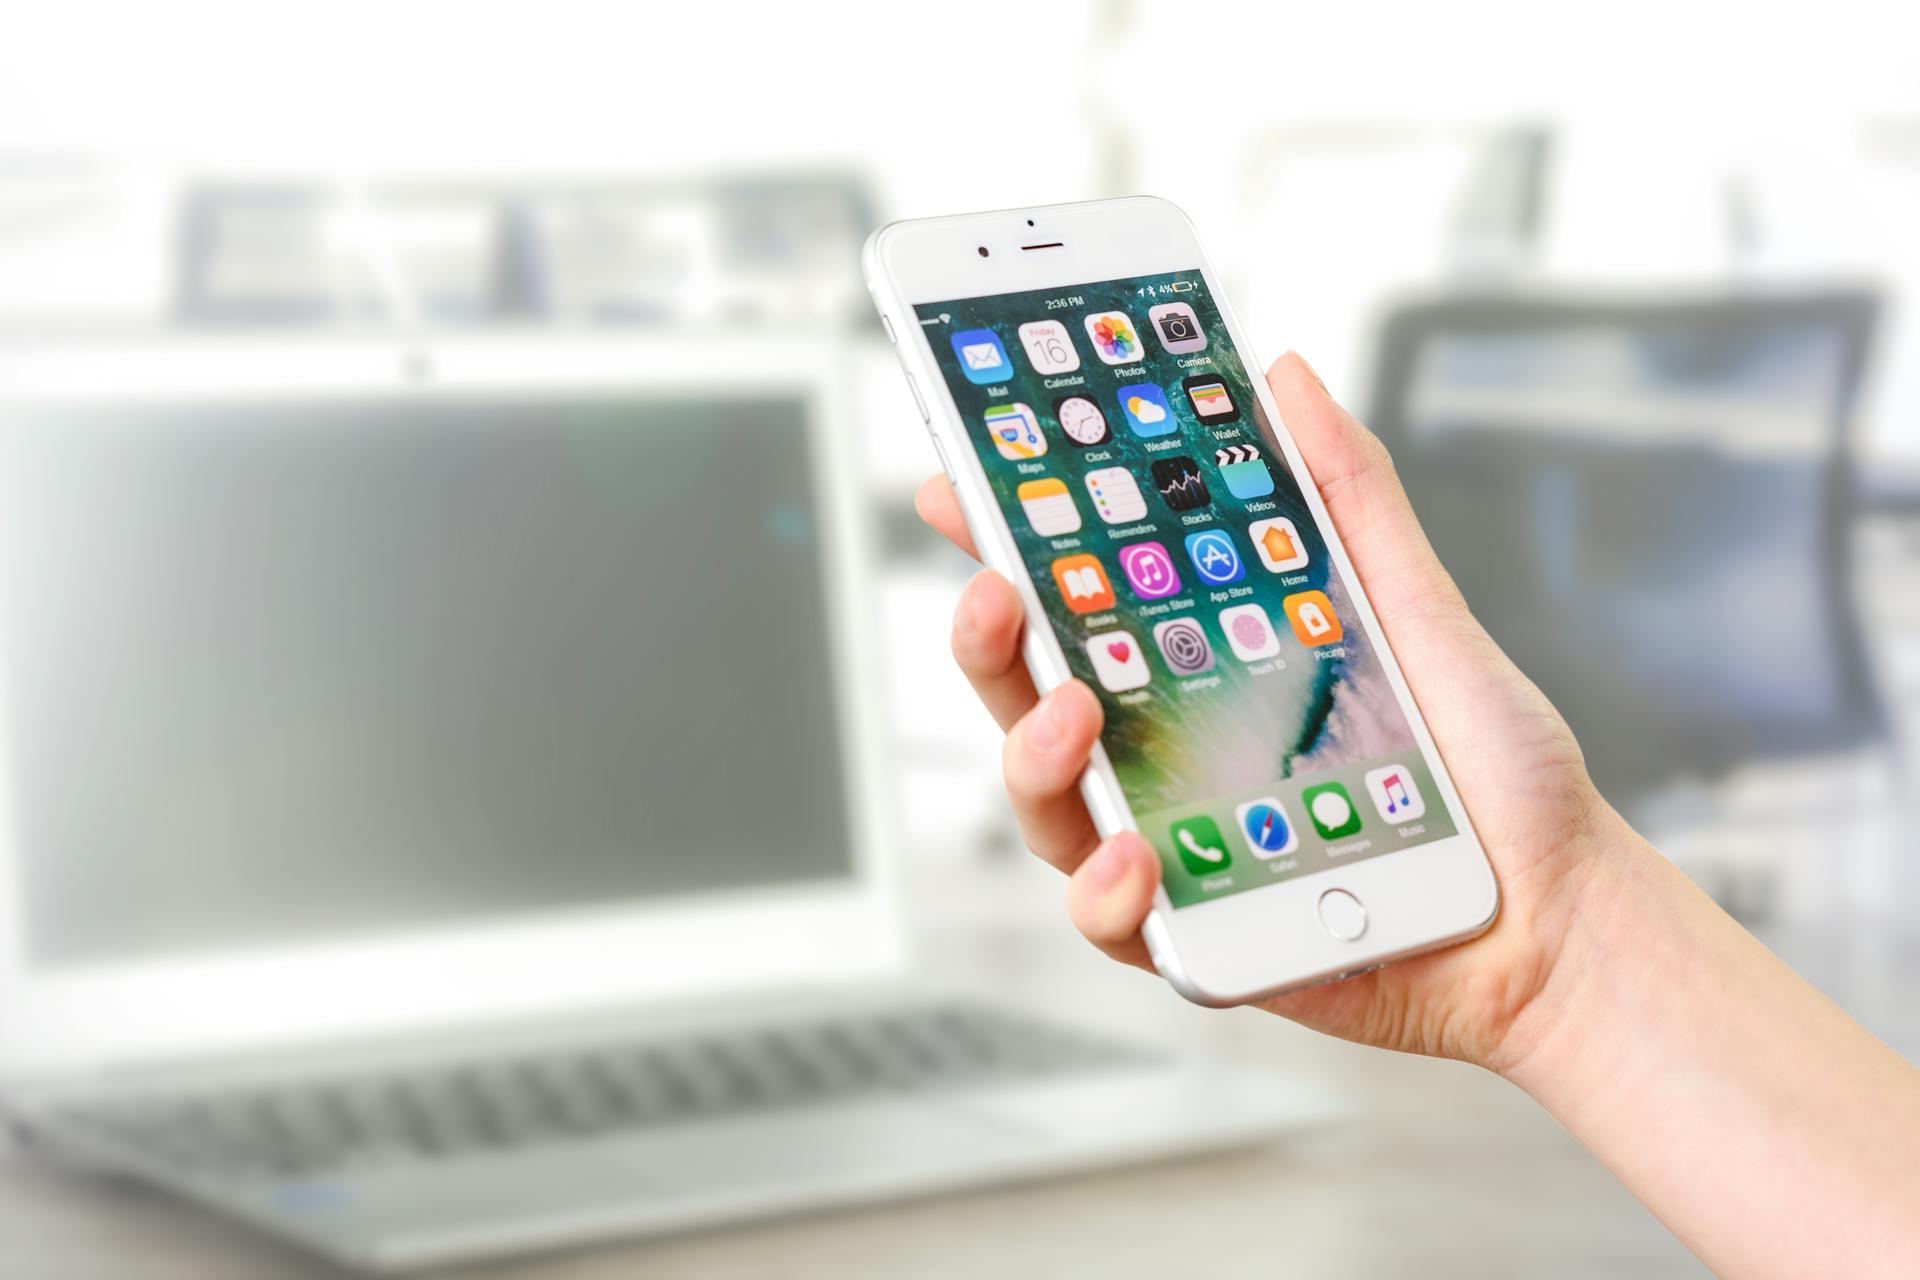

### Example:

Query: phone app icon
xmin=1218 ymin=603 xmax=1281 ymax=661
xmin=1153 ymin=617 xmax=1216 ymax=676
xmin=1117 ymin=383 xmax=1177 ymax=438
xmin=1302 ymin=781 xmax=1363 ymax=840
xmin=1364 ymin=764 xmax=1427 ymax=824
xmin=984 ymin=402 xmax=1046 ymax=461
xmin=1052 ymin=554 xmax=1115 ymax=614
xmin=1216 ymin=444 xmax=1275 ymax=499
xmin=951 ymin=328 xmax=1012 ymax=385
xmin=1249 ymin=517 xmax=1309 ymax=572
xmin=1083 ymin=311 xmax=1144 ymax=365
xmin=1150 ymin=455 xmax=1210 ymax=511
xmin=1118 ymin=541 xmax=1182 ymax=600
xmin=1017 ymin=319 xmax=1081 ymax=374
xmin=1084 ymin=466 xmax=1149 ymax=524
xmin=1085 ymin=630 xmax=1151 ymax=691
xmin=1017 ymin=477 xmax=1081 ymax=536
xmin=1183 ymin=529 xmax=1245 ymax=586
xmin=1235 ymin=797 xmax=1299 ymax=859
xmin=1282 ymin=590 xmax=1344 ymax=646
xmin=1170 ymin=814 xmax=1232 ymax=875
xmin=1054 ymin=394 xmax=1110 ymax=447
xmin=1182 ymin=373 xmax=1240 ymax=423
xmin=1148 ymin=301 xmax=1208 ymax=354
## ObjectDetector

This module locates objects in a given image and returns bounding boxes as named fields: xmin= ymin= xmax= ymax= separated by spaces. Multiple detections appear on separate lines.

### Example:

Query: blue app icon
xmin=1184 ymin=529 xmax=1245 ymax=586
xmin=1236 ymin=797 xmax=1297 ymax=858
xmin=1216 ymin=444 xmax=1276 ymax=500
xmin=951 ymin=328 xmax=1012 ymax=385
xmin=1116 ymin=383 xmax=1177 ymax=437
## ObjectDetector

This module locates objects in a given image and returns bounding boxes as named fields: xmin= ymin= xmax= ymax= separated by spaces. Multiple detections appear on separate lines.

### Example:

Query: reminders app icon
xmin=951 ymin=328 xmax=1012 ymax=385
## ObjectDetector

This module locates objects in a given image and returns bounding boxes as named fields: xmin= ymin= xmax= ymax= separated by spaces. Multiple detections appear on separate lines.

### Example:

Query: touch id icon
xmin=1052 ymin=554 xmax=1115 ymax=614
xmin=1283 ymin=590 xmax=1343 ymax=646
xmin=1085 ymin=630 xmax=1151 ymax=691
xmin=1365 ymin=765 xmax=1427 ymax=824
xmin=1235 ymin=797 xmax=1298 ymax=859
xmin=1218 ymin=603 xmax=1281 ymax=662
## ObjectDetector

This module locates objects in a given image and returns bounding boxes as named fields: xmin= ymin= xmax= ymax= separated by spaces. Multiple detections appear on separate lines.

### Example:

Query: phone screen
xmin=916 ymin=270 xmax=1457 ymax=908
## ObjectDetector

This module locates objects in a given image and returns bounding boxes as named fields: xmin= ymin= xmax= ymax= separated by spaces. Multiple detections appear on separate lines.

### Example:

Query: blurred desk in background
xmin=9 ymin=862 xmax=1918 ymax=1279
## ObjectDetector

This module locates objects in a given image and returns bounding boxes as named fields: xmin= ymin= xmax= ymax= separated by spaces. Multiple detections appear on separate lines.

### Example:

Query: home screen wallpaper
xmin=917 ymin=270 xmax=1456 ymax=908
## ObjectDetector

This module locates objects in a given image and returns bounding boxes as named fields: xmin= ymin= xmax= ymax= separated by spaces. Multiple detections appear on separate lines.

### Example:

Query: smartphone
xmin=864 ymin=197 xmax=1497 ymax=1005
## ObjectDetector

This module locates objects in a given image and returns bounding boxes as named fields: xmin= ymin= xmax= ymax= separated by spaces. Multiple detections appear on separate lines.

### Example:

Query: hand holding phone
xmin=917 ymin=351 xmax=1615 ymax=1064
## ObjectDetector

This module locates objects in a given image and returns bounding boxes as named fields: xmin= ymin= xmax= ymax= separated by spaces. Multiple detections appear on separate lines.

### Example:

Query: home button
xmin=1317 ymin=888 xmax=1367 ymax=941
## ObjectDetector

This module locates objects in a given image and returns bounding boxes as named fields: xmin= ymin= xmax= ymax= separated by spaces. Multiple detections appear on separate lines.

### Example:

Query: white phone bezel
xmin=865 ymin=196 xmax=1497 ymax=1005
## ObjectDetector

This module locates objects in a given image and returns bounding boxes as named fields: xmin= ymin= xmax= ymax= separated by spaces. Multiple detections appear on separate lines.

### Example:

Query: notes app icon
xmin=1017 ymin=478 xmax=1081 ymax=536
xmin=1052 ymin=554 xmax=1116 ymax=614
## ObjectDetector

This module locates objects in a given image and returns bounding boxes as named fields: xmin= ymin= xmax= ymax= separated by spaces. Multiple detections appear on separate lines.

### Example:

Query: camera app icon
xmin=1148 ymin=302 xmax=1207 ymax=354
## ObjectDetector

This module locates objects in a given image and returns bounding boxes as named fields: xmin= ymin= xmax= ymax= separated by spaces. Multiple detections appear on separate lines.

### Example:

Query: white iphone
xmin=865 ymin=197 xmax=1497 ymax=1005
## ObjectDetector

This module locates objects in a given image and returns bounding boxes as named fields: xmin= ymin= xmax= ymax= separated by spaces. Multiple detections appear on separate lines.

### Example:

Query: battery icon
xmin=1169 ymin=280 xmax=1196 ymax=292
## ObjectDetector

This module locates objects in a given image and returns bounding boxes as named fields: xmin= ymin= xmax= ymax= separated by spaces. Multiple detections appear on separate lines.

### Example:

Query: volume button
xmin=903 ymin=372 xmax=931 ymax=424
xmin=931 ymin=437 xmax=957 ymax=484
xmin=879 ymin=313 xmax=897 ymax=344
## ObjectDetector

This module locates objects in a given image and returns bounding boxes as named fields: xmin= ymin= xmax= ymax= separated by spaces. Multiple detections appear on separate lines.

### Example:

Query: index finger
xmin=914 ymin=474 xmax=978 ymax=561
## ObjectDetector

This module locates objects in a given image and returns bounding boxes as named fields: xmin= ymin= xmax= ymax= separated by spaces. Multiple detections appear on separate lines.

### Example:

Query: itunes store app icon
xmin=1118 ymin=541 xmax=1182 ymax=600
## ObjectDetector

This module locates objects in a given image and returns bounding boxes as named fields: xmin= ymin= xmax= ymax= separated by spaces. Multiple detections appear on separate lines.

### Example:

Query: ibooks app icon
xmin=1051 ymin=554 xmax=1116 ymax=614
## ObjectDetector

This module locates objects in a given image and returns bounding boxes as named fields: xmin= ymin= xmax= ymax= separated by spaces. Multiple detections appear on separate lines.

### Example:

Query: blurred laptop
xmin=0 ymin=337 xmax=1324 ymax=1272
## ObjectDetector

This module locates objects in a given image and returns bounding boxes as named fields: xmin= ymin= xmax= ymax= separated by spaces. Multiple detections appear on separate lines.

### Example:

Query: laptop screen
xmin=0 ymin=393 xmax=853 ymax=967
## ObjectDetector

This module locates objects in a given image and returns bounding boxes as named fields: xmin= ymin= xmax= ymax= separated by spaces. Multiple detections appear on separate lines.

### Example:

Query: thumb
xmin=1264 ymin=352 xmax=1470 ymax=631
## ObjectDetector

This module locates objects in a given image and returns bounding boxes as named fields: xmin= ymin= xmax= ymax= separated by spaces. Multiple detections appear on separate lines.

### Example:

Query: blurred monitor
xmin=1367 ymin=291 xmax=1883 ymax=810
xmin=0 ymin=338 xmax=897 ymax=1057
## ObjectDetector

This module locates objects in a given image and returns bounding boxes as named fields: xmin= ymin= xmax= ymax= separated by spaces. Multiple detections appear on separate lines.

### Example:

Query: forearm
xmin=1502 ymin=824 xmax=1920 ymax=1278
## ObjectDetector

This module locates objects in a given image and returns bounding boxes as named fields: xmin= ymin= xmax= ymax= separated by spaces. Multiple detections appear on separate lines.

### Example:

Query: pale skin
xmin=917 ymin=353 xmax=1920 ymax=1278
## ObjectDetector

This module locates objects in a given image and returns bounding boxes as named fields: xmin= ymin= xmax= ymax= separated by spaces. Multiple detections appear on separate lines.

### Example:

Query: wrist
xmin=1480 ymin=807 xmax=1675 ymax=1088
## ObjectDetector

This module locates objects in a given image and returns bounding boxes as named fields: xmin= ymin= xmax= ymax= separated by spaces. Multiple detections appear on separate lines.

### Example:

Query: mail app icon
xmin=951 ymin=327 xmax=1012 ymax=385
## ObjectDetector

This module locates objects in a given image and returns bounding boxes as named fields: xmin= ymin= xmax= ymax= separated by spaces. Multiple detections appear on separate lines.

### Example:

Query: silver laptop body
xmin=0 ymin=337 xmax=1328 ymax=1272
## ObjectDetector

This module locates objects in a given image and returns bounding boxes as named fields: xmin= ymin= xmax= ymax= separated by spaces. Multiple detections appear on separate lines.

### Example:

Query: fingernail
xmin=1083 ymin=842 xmax=1129 ymax=891
xmin=1025 ymin=687 xmax=1066 ymax=749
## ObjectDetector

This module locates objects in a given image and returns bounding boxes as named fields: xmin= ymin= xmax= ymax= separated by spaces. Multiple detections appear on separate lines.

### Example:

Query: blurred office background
xmin=3 ymin=1 xmax=1920 ymax=1274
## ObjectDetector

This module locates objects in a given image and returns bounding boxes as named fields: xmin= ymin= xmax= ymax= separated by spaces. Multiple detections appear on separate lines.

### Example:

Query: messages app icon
xmin=950 ymin=328 xmax=1012 ymax=385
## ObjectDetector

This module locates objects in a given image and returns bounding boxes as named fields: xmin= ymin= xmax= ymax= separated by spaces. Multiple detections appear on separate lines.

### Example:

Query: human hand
xmin=915 ymin=352 xmax=1643 ymax=1071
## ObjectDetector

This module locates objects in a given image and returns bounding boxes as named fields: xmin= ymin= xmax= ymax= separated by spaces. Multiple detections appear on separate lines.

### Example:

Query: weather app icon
xmin=1183 ymin=529 xmax=1245 ymax=586
xmin=1116 ymin=383 xmax=1176 ymax=438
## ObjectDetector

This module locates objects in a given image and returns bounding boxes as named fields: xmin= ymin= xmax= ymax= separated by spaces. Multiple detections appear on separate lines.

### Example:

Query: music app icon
xmin=1117 ymin=541 xmax=1182 ymax=600
xmin=1364 ymin=764 xmax=1427 ymax=825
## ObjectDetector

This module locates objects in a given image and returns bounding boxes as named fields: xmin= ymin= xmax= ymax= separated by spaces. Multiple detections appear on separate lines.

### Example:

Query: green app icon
xmin=1301 ymin=782 xmax=1363 ymax=839
xmin=1170 ymin=815 xmax=1231 ymax=875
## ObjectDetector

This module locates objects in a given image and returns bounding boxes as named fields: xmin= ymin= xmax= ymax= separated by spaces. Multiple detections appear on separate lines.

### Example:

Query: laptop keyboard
xmin=51 ymin=1004 xmax=1158 ymax=1182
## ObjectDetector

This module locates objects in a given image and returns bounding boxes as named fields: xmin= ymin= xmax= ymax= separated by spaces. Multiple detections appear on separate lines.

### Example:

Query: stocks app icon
xmin=1150 ymin=456 xmax=1209 ymax=511
xmin=1153 ymin=618 xmax=1215 ymax=675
